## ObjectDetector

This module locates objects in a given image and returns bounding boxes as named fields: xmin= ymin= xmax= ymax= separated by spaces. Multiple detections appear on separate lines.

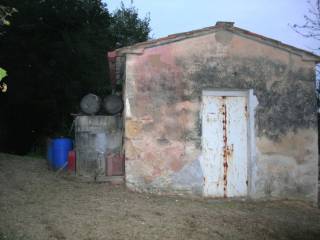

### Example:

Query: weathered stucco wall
xmin=123 ymin=29 xmax=318 ymax=202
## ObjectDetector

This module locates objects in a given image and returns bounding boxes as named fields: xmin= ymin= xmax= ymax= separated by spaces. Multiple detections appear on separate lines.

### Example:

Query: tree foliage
xmin=0 ymin=68 xmax=7 ymax=81
xmin=0 ymin=67 xmax=7 ymax=93
xmin=110 ymin=3 xmax=150 ymax=48
xmin=0 ymin=5 xmax=17 ymax=28
xmin=0 ymin=0 xmax=151 ymax=154
xmin=0 ymin=5 xmax=17 ymax=93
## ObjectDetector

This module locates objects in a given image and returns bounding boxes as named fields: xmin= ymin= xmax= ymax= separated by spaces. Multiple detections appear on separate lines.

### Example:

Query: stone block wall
xmin=122 ymin=30 xmax=318 ymax=203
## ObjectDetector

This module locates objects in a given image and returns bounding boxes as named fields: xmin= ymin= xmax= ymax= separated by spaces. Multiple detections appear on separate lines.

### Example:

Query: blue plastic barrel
xmin=52 ymin=138 xmax=73 ymax=170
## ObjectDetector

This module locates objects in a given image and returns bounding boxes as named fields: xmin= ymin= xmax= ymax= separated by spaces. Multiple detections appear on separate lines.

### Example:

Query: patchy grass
xmin=0 ymin=153 xmax=320 ymax=240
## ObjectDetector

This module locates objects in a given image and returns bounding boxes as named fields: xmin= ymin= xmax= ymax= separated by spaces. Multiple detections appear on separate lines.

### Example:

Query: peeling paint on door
xmin=202 ymin=92 xmax=248 ymax=197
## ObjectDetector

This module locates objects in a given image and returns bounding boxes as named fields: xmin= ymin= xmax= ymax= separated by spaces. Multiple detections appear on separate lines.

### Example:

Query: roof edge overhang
xmin=109 ymin=21 xmax=320 ymax=63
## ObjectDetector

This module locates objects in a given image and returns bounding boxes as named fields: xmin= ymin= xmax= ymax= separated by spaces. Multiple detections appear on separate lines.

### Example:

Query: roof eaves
xmin=231 ymin=27 xmax=320 ymax=63
xmin=112 ymin=22 xmax=320 ymax=63
xmin=114 ymin=26 xmax=217 ymax=56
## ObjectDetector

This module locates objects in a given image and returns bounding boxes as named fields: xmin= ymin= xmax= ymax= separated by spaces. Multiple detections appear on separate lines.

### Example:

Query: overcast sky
xmin=105 ymin=0 xmax=319 ymax=53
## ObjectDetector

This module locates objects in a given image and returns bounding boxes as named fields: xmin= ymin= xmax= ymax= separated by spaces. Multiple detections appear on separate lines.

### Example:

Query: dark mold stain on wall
xmin=175 ymin=56 xmax=317 ymax=140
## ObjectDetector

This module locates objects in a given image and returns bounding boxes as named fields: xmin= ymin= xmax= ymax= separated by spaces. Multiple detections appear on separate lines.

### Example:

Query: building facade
xmin=108 ymin=22 xmax=319 ymax=203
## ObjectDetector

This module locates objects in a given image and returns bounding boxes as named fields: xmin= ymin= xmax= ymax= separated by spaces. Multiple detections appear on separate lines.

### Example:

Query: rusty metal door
xmin=202 ymin=92 xmax=248 ymax=197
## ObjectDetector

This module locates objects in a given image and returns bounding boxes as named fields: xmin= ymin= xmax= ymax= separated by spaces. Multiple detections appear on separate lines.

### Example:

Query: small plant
xmin=0 ymin=5 xmax=17 ymax=93
xmin=0 ymin=67 xmax=7 ymax=93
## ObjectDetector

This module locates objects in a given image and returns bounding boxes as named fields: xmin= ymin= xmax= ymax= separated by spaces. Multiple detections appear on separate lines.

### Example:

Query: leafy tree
xmin=0 ymin=0 xmax=151 ymax=154
xmin=110 ymin=2 xmax=151 ymax=48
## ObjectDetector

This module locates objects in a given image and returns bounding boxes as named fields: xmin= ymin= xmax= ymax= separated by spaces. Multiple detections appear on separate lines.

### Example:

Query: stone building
xmin=108 ymin=22 xmax=320 ymax=203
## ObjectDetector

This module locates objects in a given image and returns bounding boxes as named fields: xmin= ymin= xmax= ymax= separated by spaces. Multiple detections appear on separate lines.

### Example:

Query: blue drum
xmin=51 ymin=138 xmax=73 ymax=170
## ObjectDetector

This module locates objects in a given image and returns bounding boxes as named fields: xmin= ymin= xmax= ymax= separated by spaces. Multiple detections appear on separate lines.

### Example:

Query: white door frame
xmin=201 ymin=89 xmax=256 ymax=197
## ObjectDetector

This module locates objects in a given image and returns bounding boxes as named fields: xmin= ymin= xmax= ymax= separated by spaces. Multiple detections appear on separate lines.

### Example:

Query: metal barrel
xmin=80 ymin=93 xmax=101 ymax=115
xmin=103 ymin=95 xmax=123 ymax=115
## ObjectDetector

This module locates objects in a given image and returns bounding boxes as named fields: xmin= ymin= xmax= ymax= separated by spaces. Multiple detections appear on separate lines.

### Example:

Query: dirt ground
xmin=0 ymin=153 xmax=320 ymax=240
